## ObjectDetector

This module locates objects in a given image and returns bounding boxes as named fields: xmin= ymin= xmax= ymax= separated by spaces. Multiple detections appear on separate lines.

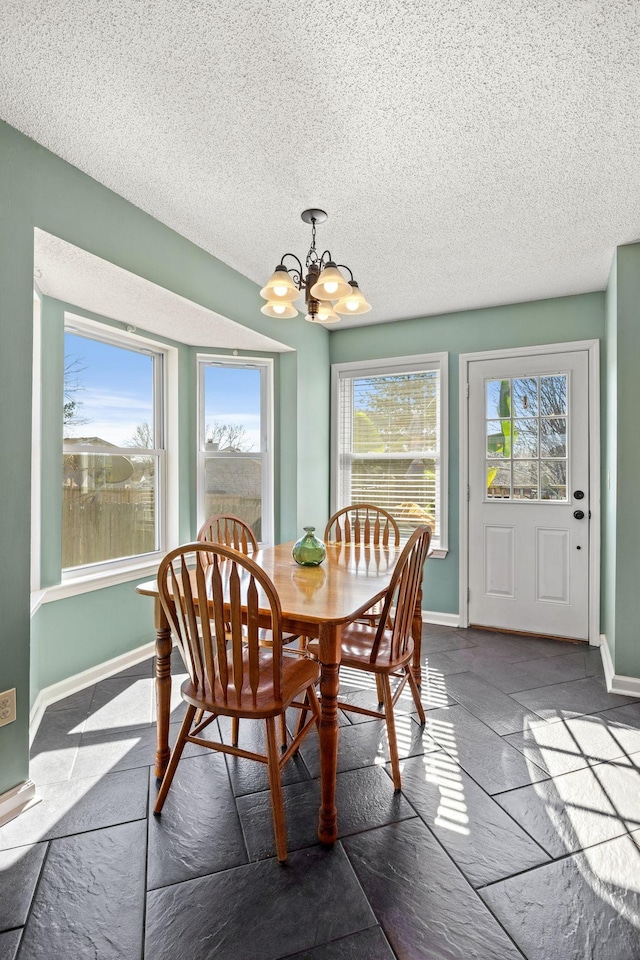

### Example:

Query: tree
xmin=205 ymin=422 xmax=251 ymax=452
xmin=63 ymin=356 xmax=89 ymax=431
xmin=358 ymin=373 xmax=438 ymax=453
xmin=126 ymin=422 xmax=153 ymax=449
xmin=353 ymin=410 xmax=383 ymax=453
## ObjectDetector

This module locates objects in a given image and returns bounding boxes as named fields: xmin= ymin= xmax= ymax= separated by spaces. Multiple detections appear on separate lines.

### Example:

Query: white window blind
xmin=334 ymin=355 xmax=448 ymax=547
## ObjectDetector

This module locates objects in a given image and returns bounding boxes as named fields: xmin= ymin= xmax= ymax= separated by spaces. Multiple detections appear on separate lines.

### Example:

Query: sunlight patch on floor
xmin=420 ymin=722 xmax=469 ymax=836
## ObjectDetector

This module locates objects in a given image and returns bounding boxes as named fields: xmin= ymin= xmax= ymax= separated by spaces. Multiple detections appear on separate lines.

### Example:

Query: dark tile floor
xmin=3 ymin=626 xmax=640 ymax=959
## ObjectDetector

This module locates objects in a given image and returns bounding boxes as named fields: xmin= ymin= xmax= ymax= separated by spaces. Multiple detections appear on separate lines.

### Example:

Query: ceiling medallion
xmin=260 ymin=210 xmax=371 ymax=323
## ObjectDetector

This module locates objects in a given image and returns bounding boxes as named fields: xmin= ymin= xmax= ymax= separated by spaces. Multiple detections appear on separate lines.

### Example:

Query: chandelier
xmin=260 ymin=209 xmax=371 ymax=324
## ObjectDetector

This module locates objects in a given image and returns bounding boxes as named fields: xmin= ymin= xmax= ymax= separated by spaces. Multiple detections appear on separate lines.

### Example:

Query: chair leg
xmin=279 ymin=713 xmax=288 ymax=751
xmin=381 ymin=675 xmax=402 ymax=792
xmin=194 ymin=708 xmax=204 ymax=725
xmin=265 ymin=716 xmax=288 ymax=863
xmin=294 ymin=692 xmax=309 ymax=741
xmin=154 ymin=704 xmax=197 ymax=814
xmin=307 ymin=681 xmax=322 ymax=722
xmin=406 ymin=666 xmax=425 ymax=724
xmin=375 ymin=675 xmax=384 ymax=704
xmin=231 ymin=717 xmax=240 ymax=746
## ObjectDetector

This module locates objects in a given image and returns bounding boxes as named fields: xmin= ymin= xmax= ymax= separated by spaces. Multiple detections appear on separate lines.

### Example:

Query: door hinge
xmin=467 ymin=586 xmax=470 ymax=602
xmin=466 ymin=382 xmax=469 ymax=399
xmin=467 ymin=484 xmax=470 ymax=501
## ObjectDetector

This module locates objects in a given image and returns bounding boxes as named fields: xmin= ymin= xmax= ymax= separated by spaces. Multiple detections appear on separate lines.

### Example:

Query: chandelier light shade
xmin=306 ymin=300 xmax=340 ymax=323
xmin=260 ymin=300 xmax=299 ymax=319
xmin=334 ymin=280 xmax=372 ymax=315
xmin=260 ymin=209 xmax=371 ymax=324
xmin=259 ymin=265 xmax=300 ymax=303
xmin=309 ymin=262 xmax=352 ymax=301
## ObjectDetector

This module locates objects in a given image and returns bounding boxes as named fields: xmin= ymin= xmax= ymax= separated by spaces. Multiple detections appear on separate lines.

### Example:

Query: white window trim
xmin=331 ymin=352 xmax=449 ymax=557
xmin=31 ymin=288 xmax=42 ymax=592
xmin=32 ymin=314 xmax=179 ymax=602
xmin=196 ymin=354 xmax=274 ymax=547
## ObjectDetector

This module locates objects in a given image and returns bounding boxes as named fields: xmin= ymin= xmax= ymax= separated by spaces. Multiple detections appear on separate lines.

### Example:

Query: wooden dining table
xmin=136 ymin=539 xmax=424 ymax=846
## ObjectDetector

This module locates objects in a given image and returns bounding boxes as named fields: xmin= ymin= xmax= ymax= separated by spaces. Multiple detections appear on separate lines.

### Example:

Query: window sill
xmin=32 ymin=556 xmax=163 ymax=610
xmin=429 ymin=546 xmax=448 ymax=560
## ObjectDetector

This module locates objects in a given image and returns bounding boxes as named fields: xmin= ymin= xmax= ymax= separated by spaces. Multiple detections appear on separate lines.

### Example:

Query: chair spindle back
xmin=197 ymin=514 xmax=259 ymax=555
xmin=369 ymin=524 xmax=431 ymax=665
xmin=158 ymin=542 xmax=283 ymax=707
xmin=324 ymin=503 xmax=401 ymax=547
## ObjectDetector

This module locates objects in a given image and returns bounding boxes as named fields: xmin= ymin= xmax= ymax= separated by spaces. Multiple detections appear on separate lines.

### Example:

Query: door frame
xmin=458 ymin=339 xmax=601 ymax=645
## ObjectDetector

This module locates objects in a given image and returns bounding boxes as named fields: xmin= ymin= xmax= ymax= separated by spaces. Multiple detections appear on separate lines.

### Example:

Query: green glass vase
xmin=292 ymin=526 xmax=326 ymax=566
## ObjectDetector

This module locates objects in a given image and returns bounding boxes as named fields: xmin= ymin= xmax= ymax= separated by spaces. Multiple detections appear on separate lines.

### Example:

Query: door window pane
xmin=486 ymin=380 xmax=511 ymax=419
xmin=512 ymin=419 xmax=538 ymax=458
xmin=486 ymin=420 xmax=509 ymax=458
xmin=484 ymin=373 xmax=568 ymax=502
xmin=540 ymin=418 xmax=567 ymax=458
xmin=512 ymin=378 xmax=539 ymax=417
xmin=487 ymin=462 xmax=510 ymax=498
xmin=541 ymin=462 xmax=567 ymax=500
xmin=513 ymin=461 xmax=538 ymax=499
xmin=540 ymin=375 xmax=567 ymax=416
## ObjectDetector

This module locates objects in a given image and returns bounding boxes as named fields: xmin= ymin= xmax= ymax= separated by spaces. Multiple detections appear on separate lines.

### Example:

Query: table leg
xmin=153 ymin=597 xmax=173 ymax=780
xmin=317 ymin=621 xmax=341 ymax=846
xmin=411 ymin=583 xmax=423 ymax=688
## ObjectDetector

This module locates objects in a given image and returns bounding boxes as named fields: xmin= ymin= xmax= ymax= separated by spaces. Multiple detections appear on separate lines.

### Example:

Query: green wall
xmin=0 ymin=119 xmax=330 ymax=801
xmin=603 ymin=243 xmax=640 ymax=678
xmin=330 ymin=292 xmax=606 ymax=615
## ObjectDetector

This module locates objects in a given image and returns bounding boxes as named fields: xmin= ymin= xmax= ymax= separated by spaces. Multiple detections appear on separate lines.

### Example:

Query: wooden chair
xmin=153 ymin=542 xmax=321 ymax=863
xmin=323 ymin=504 xmax=402 ymax=694
xmin=197 ymin=513 xmax=302 ymax=747
xmin=307 ymin=524 xmax=431 ymax=791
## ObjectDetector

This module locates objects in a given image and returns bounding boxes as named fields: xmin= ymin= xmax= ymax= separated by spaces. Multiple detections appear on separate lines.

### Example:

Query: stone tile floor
xmin=2 ymin=626 xmax=640 ymax=959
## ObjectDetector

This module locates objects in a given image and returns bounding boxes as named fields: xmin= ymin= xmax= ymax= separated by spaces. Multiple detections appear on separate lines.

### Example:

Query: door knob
xmin=574 ymin=490 xmax=584 ymax=500
xmin=573 ymin=510 xmax=585 ymax=520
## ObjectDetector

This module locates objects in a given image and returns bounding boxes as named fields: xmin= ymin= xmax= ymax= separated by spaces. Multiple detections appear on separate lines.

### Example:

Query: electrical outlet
xmin=0 ymin=689 xmax=16 ymax=726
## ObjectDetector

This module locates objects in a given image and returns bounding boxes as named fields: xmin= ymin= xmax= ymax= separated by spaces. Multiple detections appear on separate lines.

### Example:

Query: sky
xmin=64 ymin=332 xmax=262 ymax=449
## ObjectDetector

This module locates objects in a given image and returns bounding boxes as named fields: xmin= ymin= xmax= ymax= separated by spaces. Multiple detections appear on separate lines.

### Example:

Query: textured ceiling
xmin=4 ymin=1 xmax=640 ymax=329
xmin=34 ymin=230 xmax=292 ymax=352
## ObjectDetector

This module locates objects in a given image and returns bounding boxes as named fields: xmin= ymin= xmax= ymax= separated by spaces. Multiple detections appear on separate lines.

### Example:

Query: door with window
xmin=467 ymin=349 xmax=591 ymax=640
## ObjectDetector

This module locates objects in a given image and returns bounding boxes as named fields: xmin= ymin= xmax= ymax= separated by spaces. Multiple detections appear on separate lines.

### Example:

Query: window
xmin=332 ymin=353 xmax=448 ymax=555
xmin=485 ymin=374 xmax=568 ymax=501
xmin=62 ymin=320 xmax=166 ymax=573
xmin=198 ymin=357 xmax=273 ymax=545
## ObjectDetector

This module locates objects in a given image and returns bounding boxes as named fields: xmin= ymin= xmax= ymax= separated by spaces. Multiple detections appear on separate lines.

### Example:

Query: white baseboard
xmin=29 ymin=641 xmax=156 ymax=744
xmin=0 ymin=779 xmax=41 ymax=828
xmin=600 ymin=634 xmax=640 ymax=697
xmin=422 ymin=610 xmax=460 ymax=628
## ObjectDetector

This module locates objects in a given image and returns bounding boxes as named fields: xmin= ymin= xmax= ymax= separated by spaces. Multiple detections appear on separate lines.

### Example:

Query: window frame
xmin=331 ymin=352 xmax=449 ymax=558
xmin=58 ymin=315 xmax=174 ymax=584
xmin=196 ymin=354 xmax=274 ymax=547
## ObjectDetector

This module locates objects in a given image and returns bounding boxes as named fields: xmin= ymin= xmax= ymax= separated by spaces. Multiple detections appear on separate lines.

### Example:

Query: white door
xmin=467 ymin=349 xmax=590 ymax=640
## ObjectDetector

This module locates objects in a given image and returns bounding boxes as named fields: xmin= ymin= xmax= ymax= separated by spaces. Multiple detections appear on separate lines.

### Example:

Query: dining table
xmin=136 ymin=538 xmax=424 ymax=846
